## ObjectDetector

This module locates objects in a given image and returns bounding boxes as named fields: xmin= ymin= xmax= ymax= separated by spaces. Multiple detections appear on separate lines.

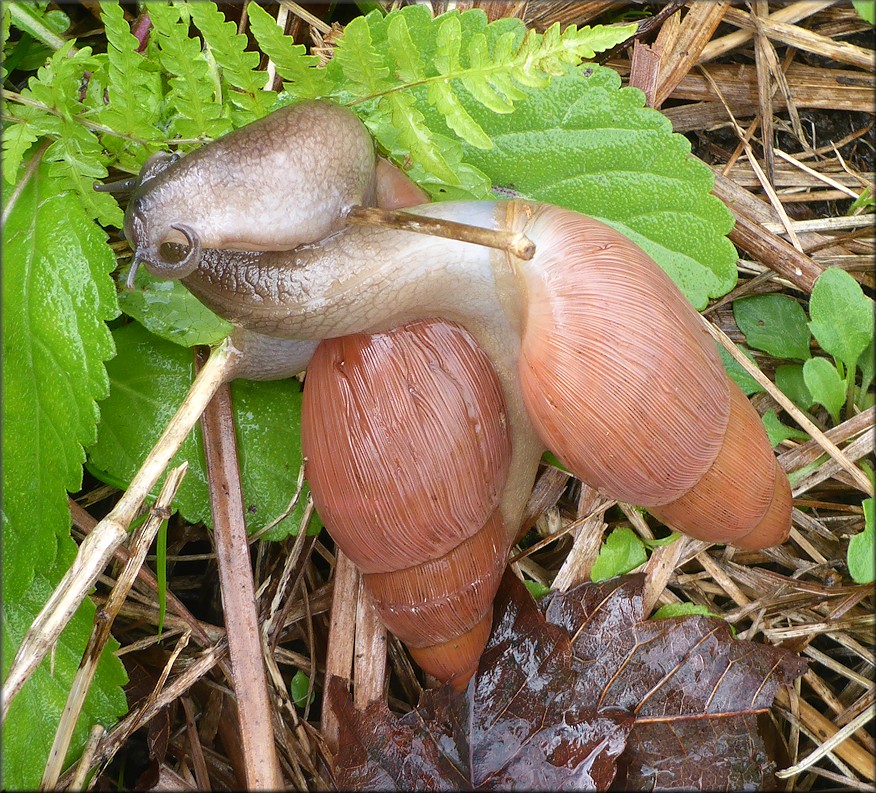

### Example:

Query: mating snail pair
xmin=118 ymin=100 xmax=792 ymax=688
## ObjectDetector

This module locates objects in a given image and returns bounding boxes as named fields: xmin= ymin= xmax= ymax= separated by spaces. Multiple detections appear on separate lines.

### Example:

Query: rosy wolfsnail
xmin=121 ymin=99 xmax=792 ymax=684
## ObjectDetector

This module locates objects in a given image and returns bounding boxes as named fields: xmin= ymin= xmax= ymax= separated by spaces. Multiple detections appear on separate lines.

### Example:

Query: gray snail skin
xmin=120 ymin=100 xmax=792 ymax=685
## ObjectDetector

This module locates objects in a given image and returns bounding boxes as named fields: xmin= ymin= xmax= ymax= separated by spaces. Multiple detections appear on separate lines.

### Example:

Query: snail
xmin=120 ymin=99 xmax=792 ymax=684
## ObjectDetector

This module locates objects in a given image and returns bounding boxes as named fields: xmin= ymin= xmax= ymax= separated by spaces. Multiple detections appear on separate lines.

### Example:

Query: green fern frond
xmin=2 ymin=110 xmax=40 ymax=185
xmin=147 ymin=2 xmax=231 ymax=140
xmin=246 ymin=3 xmax=326 ymax=99
xmin=187 ymin=1 xmax=273 ymax=122
xmin=98 ymin=2 xmax=163 ymax=141
xmin=334 ymin=15 xmax=392 ymax=96
xmin=382 ymin=92 xmax=458 ymax=185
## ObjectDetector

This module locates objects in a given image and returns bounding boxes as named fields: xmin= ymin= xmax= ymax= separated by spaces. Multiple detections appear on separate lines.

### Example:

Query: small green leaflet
xmin=803 ymin=357 xmax=845 ymax=423
xmin=762 ymin=410 xmax=810 ymax=448
xmin=775 ymin=364 xmax=814 ymax=411
xmin=733 ymin=294 xmax=811 ymax=361
xmin=651 ymin=602 xmax=715 ymax=620
xmin=88 ymin=322 xmax=312 ymax=541
xmin=289 ymin=670 xmax=315 ymax=709
xmin=523 ymin=580 xmax=553 ymax=600
xmin=847 ymin=498 xmax=874 ymax=584
xmin=808 ymin=268 xmax=874 ymax=372
xmin=118 ymin=268 xmax=233 ymax=347
xmin=852 ymin=0 xmax=875 ymax=25
xmin=591 ymin=527 xmax=647 ymax=582
xmin=719 ymin=344 xmax=765 ymax=396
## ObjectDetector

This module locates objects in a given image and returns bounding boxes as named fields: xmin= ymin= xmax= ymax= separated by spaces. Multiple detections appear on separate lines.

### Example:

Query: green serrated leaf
xmin=808 ymin=268 xmax=874 ymax=371
xmin=422 ymin=67 xmax=737 ymax=308
xmin=427 ymin=81 xmax=492 ymax=149
xmin=775 ymin=363 xmax=814 ymax=411
xmin=118 ymin=268 xmax=233 ymax=347
xmin=247 ymin=3 xmax=325 ymax=99
xmin=2 ymin=533 xmax=128 ymax=791
xmin=762 ymin=410 xmax=810 ymax=448
xmin=803 ymin=357 xmax=845 ymax=423
xmin=2 ymin=159 xmax=125 ymax=788
xmin=2 ymin=158 xmax=118 ymax=597
xmin=590 ymin=526 xmax=647 ymax=582
xmin=847 ymin=498 xmax=874 ymax=584
xmin=2 ymin=115 xmax=40 ymax=184
xmin=733 ymin=294 xmax=811 ymax=361
xmin=718 ymin=344 xmax=765 ymax=396
xmin=88 ymin=323 xmax=311 ymax=541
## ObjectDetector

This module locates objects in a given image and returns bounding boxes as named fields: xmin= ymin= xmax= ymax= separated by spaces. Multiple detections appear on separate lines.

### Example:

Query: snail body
xmin=121 ymin=101 xmax=792 ymax=685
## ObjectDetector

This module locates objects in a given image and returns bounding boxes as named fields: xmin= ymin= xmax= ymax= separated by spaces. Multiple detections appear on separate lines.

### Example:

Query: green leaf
xmin=651 ymin=602 xmax=715 ymax=620
xmin=118 ymin=268 xmax=233 ymax=347
xmin=387 ymin=14 xmax=426 ymax=83
xmin=289 ymin=670 xmax=314 ymax=709
xmin=422 ymin=67 xmax=737 ymax=308
xmin=808 ymin=268 xmax=874 ymax=372
xmin=762 ymin=410 xmax=810 ymax=448
xmin=852 ymin=0 xmax=875 ymax=25
xmin=718 ymin=344 xmax=765 ymax=396
xmin=523 ymin=580 xmax=553 ymax=599
xmin=246 ymin=3 xmax=325 ymax=99
xmin=2 ymin=159 xmax=118 ymax=597
xmin=188 ymin=1 xmax=273 ymax=121
xmin=2 ymin=534 xmax=128 ymax=791
xmin=98 ymin=1 xmax=163 ymax=141
xmin=334 ymin=15 xmax=392 ymax=96
xmin=847 ymin=498 xmax=874 ymax=584
xmin=803 ymin=357 xmax=845 ymax=423
xmin=147 ymin=1 xmax=232 ymax=140
xmin=590 ymin=527 xmax=647 ymax=582
xmin=859 ymin=338 xmax=874 ymax=394
xmin=775 ymin=364 xmax=814 ymax=411
xmin=88 ymin=322 xmax=311 ymax=541
xmin=2 ymin=113 xmax=40 ymax=185
xmin=733 ymin=294 xmax=811 ymax=361
xmin=2 ymin=160 xmax=124 ymax=788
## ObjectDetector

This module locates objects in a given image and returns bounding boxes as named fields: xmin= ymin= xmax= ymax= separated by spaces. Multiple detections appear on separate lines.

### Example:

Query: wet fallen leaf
xmin=331 ymin=573 xmax=805 ymax=791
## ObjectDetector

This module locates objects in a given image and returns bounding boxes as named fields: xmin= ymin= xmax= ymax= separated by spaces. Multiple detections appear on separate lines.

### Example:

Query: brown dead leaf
xmin=331 ymin=573 xmax=805 ymax=791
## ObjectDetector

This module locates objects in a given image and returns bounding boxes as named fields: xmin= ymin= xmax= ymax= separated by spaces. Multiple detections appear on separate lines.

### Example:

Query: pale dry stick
xmin=698 ymin=0 xmax=838 ymax=63
xmin=652 ymin=1 xmax=730 ymax=108
xmin=552 ymin=508 xmax=609 ymax=591
xmin=777 ymin=707 xmax=875 ymax=780
xmin=791 ymin=432 xmax=874 ymax=497
xmin=180 ymin=697 xmax=212 ymax=791
xmin=40 ymin=464 xmax=189 ymax=790
xmin=353 ymin=584 xmax=389 ymax=709
xmin=702 ymin=319 xmax=874 ymax=497
xmin=68 ymin=725 xmax=105 ymax=792
xmin=641 ymin=536 xmax=690 ymax=614
xmin=723 ymin=8 xmax=876 ymax=72
xmin=69 ymin=637 xmax=227 ymax=789
xmin=346 ymin=205 xmax=536 ymax=260
xmin=199 ymin=356 xmax=282 ymax=791
xmin=698 ymin=65 xmax=805 ymax=252
xmin=763 ymin=214 xmax=876 ymax=234
xmin=279 ymin=0 xmax=331 ymax=34
xmin=752 ymin=0 xmax=776 ymax=181
xmin=320 ymin=550 xmax=360 ymax=754
xmin=3 ymin=338 xmax=241 ymax=720
xmin=773 ymin=148 xmax=861 ymax=199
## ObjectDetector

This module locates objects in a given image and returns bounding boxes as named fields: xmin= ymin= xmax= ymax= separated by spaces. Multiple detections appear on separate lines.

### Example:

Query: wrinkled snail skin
xmin=177 ymin=199 xmax=791 ymax=550
xmin=123 ymin=100 xmax=376 ymax=279
xmin=301 ymin=321 xmax=512 ymax=687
